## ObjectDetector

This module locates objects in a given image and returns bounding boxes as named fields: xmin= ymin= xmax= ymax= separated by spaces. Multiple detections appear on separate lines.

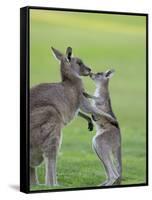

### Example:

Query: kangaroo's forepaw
xmin=103 ymin=178 xmax=121 ymax=186
xmin=45 ymin=181 xmax=59 ymax=187
xmin=88 ymin=122 xmax=94 ymax=131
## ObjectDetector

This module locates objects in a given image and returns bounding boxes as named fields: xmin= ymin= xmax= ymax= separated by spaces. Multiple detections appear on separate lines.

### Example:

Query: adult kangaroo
xmin=84 ymin=69 xmax=122 ymax=186
xmin=30 ymin=47 xmax=115 ymax=186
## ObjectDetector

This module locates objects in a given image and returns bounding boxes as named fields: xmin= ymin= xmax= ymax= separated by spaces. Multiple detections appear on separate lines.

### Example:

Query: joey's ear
xmin=51 ymin=47 xmax=63 ymax=61
xmin=105 ymin=69 xmax=115 ymax=79
xmin=66 ymin=47 xmax=72 ymax=61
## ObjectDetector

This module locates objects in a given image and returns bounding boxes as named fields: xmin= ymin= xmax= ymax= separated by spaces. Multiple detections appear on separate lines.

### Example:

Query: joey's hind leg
xmin=92 ymin=135 xmax=118 ymax=186
xmin=113 ymin=146 xmax=122 ymax=184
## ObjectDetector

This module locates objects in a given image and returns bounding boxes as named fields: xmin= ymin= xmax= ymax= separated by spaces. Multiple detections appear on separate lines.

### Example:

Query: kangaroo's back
xmin=30 ymin=81 xmax=82 ymax=125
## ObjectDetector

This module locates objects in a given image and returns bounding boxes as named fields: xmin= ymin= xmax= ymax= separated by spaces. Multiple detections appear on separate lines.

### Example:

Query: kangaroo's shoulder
xmin=30 ymin=82 xmax=63 ymax=96
xmin=30 ymin=82 xmax=65 ymax=108
xmin=31 ymin=82 xmax=61 ymax=91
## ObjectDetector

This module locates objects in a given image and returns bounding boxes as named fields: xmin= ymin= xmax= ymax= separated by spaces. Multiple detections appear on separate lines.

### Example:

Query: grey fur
xmin=88 ymin=70 xmax=122 ymax=186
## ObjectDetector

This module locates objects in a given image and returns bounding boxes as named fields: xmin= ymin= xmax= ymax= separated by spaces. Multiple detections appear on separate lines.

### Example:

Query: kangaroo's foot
xmin=37 ymin=182 xmax=60 ymax=187
xmin=30 ymin=167 xmax=39 ymax=186
xmin=99 ymin=175 xmax=121 ymax=186
xmin=30 ymin=181 xmax=39 ymax=186
xmin=45 ymin=181 xmax=59 ymax=187
xmin=114 ymin=177 xmax=121 ymax=185
xmin=102 ymin=177 xmax=121 ymax=186
xmin=88 ymin=121 xmax=94 ymax=131
xmin=99 ymin=179 xmax=109 ymax=186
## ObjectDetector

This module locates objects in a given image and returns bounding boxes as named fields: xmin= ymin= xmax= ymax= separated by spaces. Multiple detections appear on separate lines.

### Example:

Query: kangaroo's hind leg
xmin=113 ymin=145 xmax=122 ymax=184
xmin=92 ymin=134 xmax=118 ymax=186
xmin=30 ymin=167 xmax=39 ymax=185
xmin=42 ymin=122 xmax=62 ymax=186
xmin=30 ymin=148 xmax=43 ymax=185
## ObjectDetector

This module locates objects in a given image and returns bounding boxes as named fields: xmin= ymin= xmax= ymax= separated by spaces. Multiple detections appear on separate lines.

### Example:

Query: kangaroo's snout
xmin=89 ymin=69 xmax=115 ymax=82
xmin=89 ymin=72 xmax=96 ymax=80
xmin=89 ymin=72 xmax=93 ymax=77
xmin=85 ymin=66 xmax=91 ymax=74
xmin=86 ymin=67 xmax=91 ymax=72
xmin=82 ymin=65 xmax=92 ymax=76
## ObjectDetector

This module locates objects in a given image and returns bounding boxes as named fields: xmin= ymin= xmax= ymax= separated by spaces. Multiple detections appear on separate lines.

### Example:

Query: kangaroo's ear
xmin=66 ymin=47 xmax=72 ymax=61
xmin=51 ymin=47 xmax=63 ymax=61
xmin=105 ymin=69 xmax=115 ymax=79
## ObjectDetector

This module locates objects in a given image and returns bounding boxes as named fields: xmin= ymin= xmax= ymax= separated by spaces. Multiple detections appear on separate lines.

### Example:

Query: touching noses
xmin=86 ymin=66 xmax=91 ymax=72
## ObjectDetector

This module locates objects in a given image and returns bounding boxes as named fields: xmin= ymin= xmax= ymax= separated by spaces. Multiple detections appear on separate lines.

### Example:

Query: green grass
xmin=29 ymin=9 xmax=147 ymax=191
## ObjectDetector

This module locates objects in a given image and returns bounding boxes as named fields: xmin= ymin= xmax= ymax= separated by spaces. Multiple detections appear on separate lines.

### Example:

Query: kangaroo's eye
xmin=77 ymin=60 xmax=82 ymax=66
xmin=105 ymin=71 xmax=111 ymax=77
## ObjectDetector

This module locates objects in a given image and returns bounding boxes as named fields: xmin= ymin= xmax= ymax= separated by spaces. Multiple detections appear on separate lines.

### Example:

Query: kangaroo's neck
xmin=60 ymin=61 xmax=84 ymax=91
xmin=95 ymin=83 xmax=109 ymax=101
xmin=61 ymin=72 xmax=82 ymax=85
xmin=63 ymin=77 xmax=83 ymax=93
xmin=94 ymin=83 xmax=114 ymax=115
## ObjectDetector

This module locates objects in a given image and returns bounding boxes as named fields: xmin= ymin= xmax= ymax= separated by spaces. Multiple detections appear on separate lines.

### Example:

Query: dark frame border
xmin=20 ymin=6 xmax=148 ymax=194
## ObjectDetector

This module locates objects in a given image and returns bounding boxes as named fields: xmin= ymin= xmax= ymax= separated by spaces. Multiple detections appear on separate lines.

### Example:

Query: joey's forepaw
xmin=88 ymin=122 xmax=94 ymax=131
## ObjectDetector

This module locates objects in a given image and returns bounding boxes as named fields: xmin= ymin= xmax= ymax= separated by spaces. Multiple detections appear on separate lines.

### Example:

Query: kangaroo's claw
xmin=88 ymin=122 xmax=94 ymax=131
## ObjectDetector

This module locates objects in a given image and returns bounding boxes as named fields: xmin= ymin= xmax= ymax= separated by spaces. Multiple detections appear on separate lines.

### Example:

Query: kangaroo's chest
xmin=61 ymin=86 xmax=81 ymax=125
xmin=92 ymin=89 xmax=110 ymax=129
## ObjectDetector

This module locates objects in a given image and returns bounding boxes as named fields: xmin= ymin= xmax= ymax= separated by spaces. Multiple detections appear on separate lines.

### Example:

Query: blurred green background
xmin=29 ymin=9 xmax=147 ymax=191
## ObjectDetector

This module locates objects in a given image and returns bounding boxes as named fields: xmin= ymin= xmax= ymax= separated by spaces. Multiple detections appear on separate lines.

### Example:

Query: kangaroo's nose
xmin=89 ymin=72 xmax=93 ymax=77
xmin=87 ymin=67 xmax=91 ymax=72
